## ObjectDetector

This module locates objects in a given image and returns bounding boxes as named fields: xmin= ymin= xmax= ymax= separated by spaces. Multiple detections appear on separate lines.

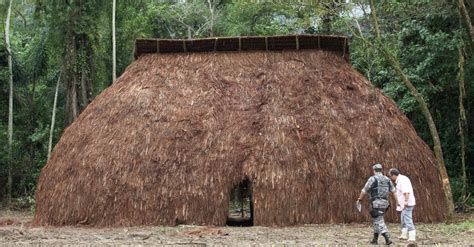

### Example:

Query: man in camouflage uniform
xmin=357 ymin=164 xmax=399 ymax=245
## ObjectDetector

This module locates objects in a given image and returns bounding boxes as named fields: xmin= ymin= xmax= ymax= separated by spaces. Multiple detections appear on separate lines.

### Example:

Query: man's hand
xmin=403 ymin=192 xmax=410 ymax=207
xmin=357 ymin=191 xmax=365 ymax=203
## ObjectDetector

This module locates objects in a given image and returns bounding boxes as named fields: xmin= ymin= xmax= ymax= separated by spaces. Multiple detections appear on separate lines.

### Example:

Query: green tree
xmin=44 ymin=0 xmax=104 ymax=126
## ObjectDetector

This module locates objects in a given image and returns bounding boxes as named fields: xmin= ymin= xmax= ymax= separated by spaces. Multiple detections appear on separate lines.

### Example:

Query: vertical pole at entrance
xmin=240 ymin=185 xmax=244 ymax=218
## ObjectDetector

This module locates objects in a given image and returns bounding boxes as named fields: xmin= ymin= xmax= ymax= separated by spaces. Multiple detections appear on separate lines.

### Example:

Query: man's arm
xmin=357 ymin=177 xmax=374 ymax=201
xmin=403 ymin=192 xmax=410 ymax=206
xmin=400 ymin=177 xmax=411 ymax=206
xmin=388 ymin=180 xmax=399 ymax=207
xmin=357 ymin=191 xmax=366 ymax=201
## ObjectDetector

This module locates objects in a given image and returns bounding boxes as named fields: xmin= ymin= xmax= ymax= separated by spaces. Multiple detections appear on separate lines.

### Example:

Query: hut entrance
xmin=226 ymin=178 xmax=253 ymax=226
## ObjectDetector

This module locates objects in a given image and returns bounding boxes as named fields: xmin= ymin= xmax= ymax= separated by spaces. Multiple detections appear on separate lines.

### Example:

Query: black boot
xmin=370 ymin=233 xmax=379 ymax=245
xmin=382 ymin=232 xmax=393 ymax=245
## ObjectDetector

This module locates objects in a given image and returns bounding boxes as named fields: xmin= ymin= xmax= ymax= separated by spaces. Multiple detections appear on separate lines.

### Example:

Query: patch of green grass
xmin=440 ymin=219 xmax=474 ymax=234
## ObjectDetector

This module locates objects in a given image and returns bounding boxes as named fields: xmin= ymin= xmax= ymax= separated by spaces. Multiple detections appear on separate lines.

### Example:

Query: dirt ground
xmin=1 ymin=211 xmax=473 ymax=246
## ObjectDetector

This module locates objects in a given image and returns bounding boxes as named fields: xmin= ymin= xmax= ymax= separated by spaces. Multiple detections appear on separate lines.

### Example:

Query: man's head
xmin=389 ymin=168 xmax=400 ymax=182
xmin=372 ymin=163 xmax=383 ymax=174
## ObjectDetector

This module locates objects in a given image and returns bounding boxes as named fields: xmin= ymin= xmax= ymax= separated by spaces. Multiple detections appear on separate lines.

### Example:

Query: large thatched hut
xmin=34 ymin=35 xmax=447 ymax=226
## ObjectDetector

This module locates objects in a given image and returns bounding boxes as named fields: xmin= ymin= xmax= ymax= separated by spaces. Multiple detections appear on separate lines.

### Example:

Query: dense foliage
xmin=0 ymin=0 xmax=472 ymax=208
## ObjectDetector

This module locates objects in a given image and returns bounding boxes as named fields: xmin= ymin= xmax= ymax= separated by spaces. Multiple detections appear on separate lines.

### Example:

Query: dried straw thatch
xmin=34 ymin=35 xmax=446 ymax=227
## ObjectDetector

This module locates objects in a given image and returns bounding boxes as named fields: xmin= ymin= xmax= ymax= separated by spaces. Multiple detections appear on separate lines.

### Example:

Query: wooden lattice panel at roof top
xmin=134 ymin=35 xmax=350 ymax=61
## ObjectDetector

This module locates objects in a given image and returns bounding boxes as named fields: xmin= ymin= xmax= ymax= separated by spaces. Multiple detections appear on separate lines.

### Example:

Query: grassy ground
xmin=0 ymin=210 xmax=473 ymax=245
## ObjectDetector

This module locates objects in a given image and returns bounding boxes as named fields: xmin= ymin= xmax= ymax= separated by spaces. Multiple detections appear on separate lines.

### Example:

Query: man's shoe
xmin=370 ymin=233 xmax=379 ymax=245
xmin=382 ymin=232 xmax=393 ymax=245
xmin=408 ymin=230 xmax=416 ymax=241
xmin=399 ymin=228 xmax=408 ymax=240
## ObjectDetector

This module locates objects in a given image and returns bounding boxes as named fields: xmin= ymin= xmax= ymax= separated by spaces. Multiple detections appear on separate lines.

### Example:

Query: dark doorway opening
xmin=226 ymin=178 xmax=253 ymax=226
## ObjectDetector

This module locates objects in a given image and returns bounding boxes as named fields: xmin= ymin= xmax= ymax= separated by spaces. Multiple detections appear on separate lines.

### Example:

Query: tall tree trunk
xmin=112 ymin=0 xmax=117 ymax=81
xmin=457 ymin=42 xmax=468 ymax=202
xmin=369 ymin=0 xmax=454 ymax=220
xmin=64 ymin=36 xmax=94 ymax=126
xmin=55 ymin=0 xmax=97 ymax=127
xmin=48 ymin=72 xmax=61 ymax=160
xmin=64 ymin=38 xmax=79 ymax=127
xmin=5 ymin=0 xmax=13 ymax=205
xmin=457 ymin=0 xmax=474 ymax=52
xmin=187 ymin=26 xmax=192 ymax=39
xmin=80 ymin=67 xmax=88 ymax=107
xmin=207 ymin=0 xmax=214 ymax=36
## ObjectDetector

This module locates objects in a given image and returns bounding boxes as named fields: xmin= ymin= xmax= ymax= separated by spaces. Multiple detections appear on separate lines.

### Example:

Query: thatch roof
xmin=34 ymin=35 xmax=446 ymax=226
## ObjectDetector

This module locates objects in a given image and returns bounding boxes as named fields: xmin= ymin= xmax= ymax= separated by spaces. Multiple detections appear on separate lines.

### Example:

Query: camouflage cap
xmin=373 ymin=163 xmax=383 ymax=170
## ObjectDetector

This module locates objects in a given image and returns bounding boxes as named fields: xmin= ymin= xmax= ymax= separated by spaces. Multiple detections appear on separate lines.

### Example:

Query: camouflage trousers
xmin=373 ymin=214 xmax=389 ymax=234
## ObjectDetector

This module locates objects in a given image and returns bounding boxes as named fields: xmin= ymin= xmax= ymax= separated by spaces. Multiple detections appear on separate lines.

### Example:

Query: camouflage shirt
xmin=362 ymin=172 xmax=396 ymax=209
